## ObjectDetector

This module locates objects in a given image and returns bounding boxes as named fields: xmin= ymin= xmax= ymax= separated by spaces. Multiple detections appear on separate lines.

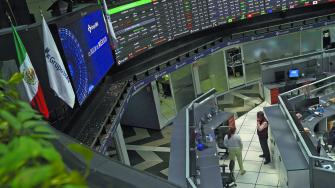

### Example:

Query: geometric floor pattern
xmin=218 ymin=84 xmax=263 ymax=118
xmin=230 ymin=101 xmax=282 ymax=188
xmin=122 ymin=125 xmax=172 ymax=179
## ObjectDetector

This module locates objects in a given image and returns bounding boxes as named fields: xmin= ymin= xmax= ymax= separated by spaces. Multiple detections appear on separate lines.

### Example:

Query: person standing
xmin=257 ymin=111 xmax=271 ymax=164
xmin=224 ymin=126 xmax=246 ymax=175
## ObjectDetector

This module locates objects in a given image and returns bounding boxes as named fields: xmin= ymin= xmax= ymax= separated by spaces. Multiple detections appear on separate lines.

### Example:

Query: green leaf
xmin=0 ymin=110 xmax=21 ymax=130
xmin=67 ymin=143 xmax=93 ymax=177
xmin=22 ymin=120 xmax=47 ymax=129
xmin=0 ymin=90 xmax=4 ymax=98
xmin=16 ymin=101 xmax=35 ymax=112
xmin=0 ymin=121 xmax=8 ymax=130
xmin=40 ymin=147 xmax=62 ymax=162
xmin=33 ymin=124 xmax=54 ymax=135
xmin=67 ymin=144 xmax=93 ymax=163
xmin=51 ymin=171 xmax=87 ymax=187
xmin=17 ymin=111 xmax=36 ymax=123
xmin=8 ymin=73 xmax=23 ymax=85
xmin=0 ymin=138 xmax=35 ymax=176
xmin=11 ymin=164 xmax=55 ymax=188
xmin=6 ymin=90 xmax=19 ymax=100
xmin=30 ymin=133 xmax=58 ymax=140
xmin=0 ymin=79 xmax=8 ymax=86
xmin=0 ymin=144 xmax=8 ymax=155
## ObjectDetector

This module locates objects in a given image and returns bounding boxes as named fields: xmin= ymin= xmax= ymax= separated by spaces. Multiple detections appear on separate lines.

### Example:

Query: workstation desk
xmin=169 ymin=103 xmax=234 ymax=188
xmin=295 ymin=94 xmax=335 ymax=163
xmin=265 ymin=92 xmax=335 ymax=187
xmin=195 ymin=111 xmax=232 ymax=188
xmin=263 ymin=77 xmax=317 ymax=105
xmin=264 ymin=106 xmax=310 ymax=188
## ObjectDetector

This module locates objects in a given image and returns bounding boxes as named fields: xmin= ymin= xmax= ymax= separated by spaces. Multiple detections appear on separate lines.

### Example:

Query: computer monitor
xmin=275 ymin=71 xmax=285 ymax=82
xmin=306 ymin=97 xmax=320 ymax=107
xmin=288 ymin=69 xmax=300 ymax=78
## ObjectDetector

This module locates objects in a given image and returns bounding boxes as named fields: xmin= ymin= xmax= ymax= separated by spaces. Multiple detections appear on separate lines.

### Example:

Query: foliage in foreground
xmin=0 ymin=73 xmax=90 ymax=188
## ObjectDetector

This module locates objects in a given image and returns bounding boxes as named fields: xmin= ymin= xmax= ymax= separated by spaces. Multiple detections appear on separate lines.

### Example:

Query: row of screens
xmin=108 ymin=0 xmax=333 ymax=64
xmin=56 ymin=10 xmax=115 ymax=105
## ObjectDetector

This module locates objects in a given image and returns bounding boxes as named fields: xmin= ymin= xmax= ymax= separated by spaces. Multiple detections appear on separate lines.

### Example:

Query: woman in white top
xmin=224 ymin=126 xmax=246 ymax=175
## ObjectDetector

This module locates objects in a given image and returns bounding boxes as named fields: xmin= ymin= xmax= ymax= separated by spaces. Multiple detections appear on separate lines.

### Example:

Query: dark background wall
xmin=121 ymin=85 xmax=160 ymax=130
xmin=0 ymin=0 xmax=32 ymax=28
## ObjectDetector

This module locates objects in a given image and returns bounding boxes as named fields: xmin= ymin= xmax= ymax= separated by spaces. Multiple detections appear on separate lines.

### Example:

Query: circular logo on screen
xmin=58 ymin=28 xmax=88 ymax=105
xmin=23 ymin=68 xmax=37 ymax=85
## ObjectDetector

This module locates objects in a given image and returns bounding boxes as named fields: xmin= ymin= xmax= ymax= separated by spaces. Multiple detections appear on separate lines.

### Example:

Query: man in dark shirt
xmin=328 ymin=126 xmax=335 ymax=149
xmin=257 ymin=111 xmax=271 ymax=164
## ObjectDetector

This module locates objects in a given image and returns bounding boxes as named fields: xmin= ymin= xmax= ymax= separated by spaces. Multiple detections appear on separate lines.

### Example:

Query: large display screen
xmin=58 ymin=10 xmax=115 ymax=105
xmin=108 ymin=0 xmax=331 ymax=65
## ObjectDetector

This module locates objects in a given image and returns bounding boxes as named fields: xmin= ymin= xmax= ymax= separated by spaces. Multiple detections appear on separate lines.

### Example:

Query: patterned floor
xmin=122 ymin=125 xmax=172 ymax=179
xmin=218 ymin=84 xmax=263 ymax=117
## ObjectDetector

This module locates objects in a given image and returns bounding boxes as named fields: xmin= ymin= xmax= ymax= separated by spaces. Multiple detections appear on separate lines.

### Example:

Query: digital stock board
xmin=107 ymin=0 xmax=332 ymax=64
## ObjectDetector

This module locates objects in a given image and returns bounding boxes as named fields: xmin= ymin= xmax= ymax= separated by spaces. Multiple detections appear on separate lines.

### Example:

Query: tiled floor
xmin=218 ymin=84 xmax=263 ymax=118
xmin=232 ymin=101 xmax=281 ymax=188
xmin=122 ymin=126 xmax=172 ymax=179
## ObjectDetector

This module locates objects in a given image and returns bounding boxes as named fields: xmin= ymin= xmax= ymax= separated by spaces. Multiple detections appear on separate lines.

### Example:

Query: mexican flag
xmin=12 ymin=25 xmax=50 ymax=119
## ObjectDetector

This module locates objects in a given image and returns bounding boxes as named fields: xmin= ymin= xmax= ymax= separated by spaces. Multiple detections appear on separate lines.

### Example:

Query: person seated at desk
xmin=224 ymin=127 xmax=246 ymax=175
xmin=296 ymin=113 xmax=303 ymax=122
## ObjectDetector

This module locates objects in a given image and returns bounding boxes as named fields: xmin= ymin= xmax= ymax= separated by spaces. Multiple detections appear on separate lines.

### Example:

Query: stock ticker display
xmin=108 ymin=0 xmax=331 ymax=64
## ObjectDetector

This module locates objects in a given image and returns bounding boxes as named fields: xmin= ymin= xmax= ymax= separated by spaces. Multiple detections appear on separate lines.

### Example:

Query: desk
xmin=264 ymin=106 xmax=310 ymax=188
xmin=169 ymin=109 xmax=233 ymax=188
xmin=263 ymin=77 xmax=317 ymax=104
xmin=300 ymin=104 xmax=335 ymax=161
xmin=196 ymin=112 xmax=233 ymax=188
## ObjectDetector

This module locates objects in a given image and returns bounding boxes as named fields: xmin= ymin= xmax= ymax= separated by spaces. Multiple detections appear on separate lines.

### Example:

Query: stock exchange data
xmin=108 ymin=0 xmax=331 ymax=64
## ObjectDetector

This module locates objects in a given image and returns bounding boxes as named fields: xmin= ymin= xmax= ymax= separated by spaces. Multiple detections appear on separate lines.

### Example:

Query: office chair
xmin=215 ymin=126 xmax=229 ymax=160
xmin=221 ymin=160 xmax=236 ymax=188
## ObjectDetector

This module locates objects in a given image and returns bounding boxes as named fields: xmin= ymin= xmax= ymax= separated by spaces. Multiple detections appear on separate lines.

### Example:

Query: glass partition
xmin=244 ymin=62 xmax=261 ymax=82
xmin=301 ymin=29 xmax=322 ymax=54
xmin=243 ymin=33 xmax=300 ymax=64
xmin=170 ymin=64 xmax=196 ymax=112
xmin=156 ymin=76 xmax=177 ymax=125
xmin=195 ymin=51 xmax=228 ymax=94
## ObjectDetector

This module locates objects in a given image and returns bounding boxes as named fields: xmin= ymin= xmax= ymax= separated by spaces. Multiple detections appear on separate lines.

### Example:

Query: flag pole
xmin=101 ymin=0 xmax=118 ymax=45
xmin=5 ymin=0 xmax=17 ymax=26
xmin=39 ymin=6 xmax=44 ymax=18
xmin=5 ymin=11 xmax=12 ymax=26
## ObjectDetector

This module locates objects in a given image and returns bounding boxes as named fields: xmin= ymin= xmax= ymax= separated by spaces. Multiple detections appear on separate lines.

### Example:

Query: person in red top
xmin=257 ymin=111 xmax=271 ymax=164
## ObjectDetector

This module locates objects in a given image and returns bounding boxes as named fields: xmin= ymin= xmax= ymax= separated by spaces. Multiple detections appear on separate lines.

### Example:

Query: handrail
xmin=280 ymin=75 xmax=335 ymax=97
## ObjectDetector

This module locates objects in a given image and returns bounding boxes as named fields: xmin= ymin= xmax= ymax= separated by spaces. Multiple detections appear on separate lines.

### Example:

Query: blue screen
xmin=58 ymin=10 xmax=115 ymax=105
xmin=289 ymin=69 xmax=299 ymax=78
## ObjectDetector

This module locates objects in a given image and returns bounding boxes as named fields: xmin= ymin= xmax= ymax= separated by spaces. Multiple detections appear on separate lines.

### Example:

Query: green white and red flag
xmin=12 ymin=25 xmax=50 ymax=119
